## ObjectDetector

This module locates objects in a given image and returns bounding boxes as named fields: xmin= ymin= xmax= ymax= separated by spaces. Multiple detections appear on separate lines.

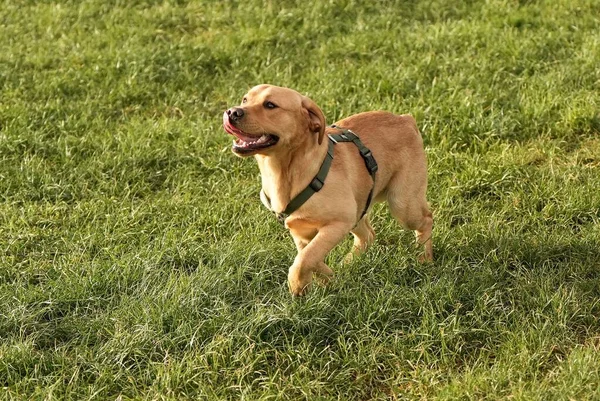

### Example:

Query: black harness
xmin=261 ymin=125 xmax=378 ymax=223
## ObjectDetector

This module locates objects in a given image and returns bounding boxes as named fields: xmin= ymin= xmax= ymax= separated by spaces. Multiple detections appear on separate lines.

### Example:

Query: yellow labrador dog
xmin=223 ymin=84 xmax=432 ymax=296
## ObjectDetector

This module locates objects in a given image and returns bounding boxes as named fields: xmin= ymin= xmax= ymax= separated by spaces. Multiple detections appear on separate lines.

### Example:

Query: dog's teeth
xmin=234 ymin=136 xmax=270 ymax=148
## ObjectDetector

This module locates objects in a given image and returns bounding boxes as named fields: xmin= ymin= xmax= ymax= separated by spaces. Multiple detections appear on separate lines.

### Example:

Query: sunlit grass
xmin=1 ymin=0 xmax=599 ymax=399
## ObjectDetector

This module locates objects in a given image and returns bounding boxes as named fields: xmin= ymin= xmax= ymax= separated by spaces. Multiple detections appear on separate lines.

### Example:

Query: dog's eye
xmin=242 ymin=97 xmax=247 ymax=104
xmin=264 ymin=101 xmax=277 ymax=109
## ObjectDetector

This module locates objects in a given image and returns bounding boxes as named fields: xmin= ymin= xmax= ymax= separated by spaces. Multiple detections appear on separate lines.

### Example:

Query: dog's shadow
xmin=277 ymin=230 xmax=600 ymax=346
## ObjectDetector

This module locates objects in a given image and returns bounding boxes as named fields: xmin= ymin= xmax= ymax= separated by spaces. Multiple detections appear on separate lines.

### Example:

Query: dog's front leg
xmin=288 ymin=222 xmax=351 ymax=296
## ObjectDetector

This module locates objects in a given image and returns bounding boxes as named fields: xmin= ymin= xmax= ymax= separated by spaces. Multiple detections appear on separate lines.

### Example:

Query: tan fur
xmin=226 ymin=84 xmax=433 ymax=296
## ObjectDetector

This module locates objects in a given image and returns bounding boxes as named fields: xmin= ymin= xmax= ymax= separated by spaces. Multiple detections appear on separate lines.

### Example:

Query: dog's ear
xmin=301 ymin=95 xmax=326 ymax=145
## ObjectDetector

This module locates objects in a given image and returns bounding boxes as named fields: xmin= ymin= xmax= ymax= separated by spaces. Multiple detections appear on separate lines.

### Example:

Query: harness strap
xmin=329 ymin=125 xmax=378 ymax=220
xmin=262 ymin=126 xmax=377 ymax=223
xmin=282 ymin=139 xmax=335 ymax=216
xmin=262 ymin=139 xmax=335 ymax=222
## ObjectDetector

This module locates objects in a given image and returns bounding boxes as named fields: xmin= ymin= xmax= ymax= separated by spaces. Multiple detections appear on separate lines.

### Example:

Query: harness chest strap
xmin=261 ymin=139 xmax=334 ymax=222
xmin=262 ymin=126 xmax=378 ymax=223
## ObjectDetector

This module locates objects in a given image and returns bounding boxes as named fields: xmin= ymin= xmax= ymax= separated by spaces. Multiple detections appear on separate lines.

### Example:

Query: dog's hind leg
xmin=414 ymin=209 xmax=433 ymax=263
xmin=387 ymin=174 xmax=433 ymax=262
xmin=344 ymin=214 xmax=375 ymax=264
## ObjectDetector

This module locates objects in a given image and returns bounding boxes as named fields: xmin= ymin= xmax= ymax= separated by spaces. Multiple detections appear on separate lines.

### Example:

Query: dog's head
xmin=223 ymin=84 xmax=325 ymax=157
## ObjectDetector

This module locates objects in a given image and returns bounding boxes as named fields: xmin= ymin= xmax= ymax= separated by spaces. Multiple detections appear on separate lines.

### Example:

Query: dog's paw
xmin=314 ymin=262 xmax=334 ymax=286
xmin=418 ymin=252 xmax=433 ymax=263
xmin=343 ymin=252 xmax=355 ymax=265
xmin=314 ymin=262 xmax=334 ymax=276
xmin=288 ymin=280 xmax=311 ymax=297
xmin=288 ymin=265 xmax=313 ymax=297
xmin=288 ymin=262 xmax=333 ymax=296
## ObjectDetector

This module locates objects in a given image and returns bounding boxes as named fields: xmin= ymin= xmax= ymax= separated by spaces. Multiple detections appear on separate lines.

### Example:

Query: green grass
xmin=1 ymin=0 xmax=599 ymax=399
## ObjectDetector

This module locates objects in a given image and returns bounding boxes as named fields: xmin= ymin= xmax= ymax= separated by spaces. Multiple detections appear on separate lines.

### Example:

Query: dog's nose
xmin=226 ymin=107 xmax=245 ymax=122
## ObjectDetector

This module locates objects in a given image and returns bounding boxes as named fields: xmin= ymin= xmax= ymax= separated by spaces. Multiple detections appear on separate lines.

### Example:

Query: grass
xmin=1 ymin=0 xmax=599 ymax=399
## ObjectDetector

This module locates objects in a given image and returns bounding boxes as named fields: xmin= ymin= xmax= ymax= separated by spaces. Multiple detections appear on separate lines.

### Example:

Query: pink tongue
xmin=235 ymin=131 xmax=260 ymax=142
xmin=222 ymin=112 xmax=260 ymax=142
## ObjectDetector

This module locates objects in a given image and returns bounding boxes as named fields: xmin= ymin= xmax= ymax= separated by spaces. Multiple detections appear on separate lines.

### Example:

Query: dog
xmin=223 ymin=84 xmax=433 ymax=296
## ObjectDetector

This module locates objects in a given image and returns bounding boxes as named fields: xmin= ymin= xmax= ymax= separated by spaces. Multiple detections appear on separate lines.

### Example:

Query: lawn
xmin=1 ymin=0 xmax=599 ymax=399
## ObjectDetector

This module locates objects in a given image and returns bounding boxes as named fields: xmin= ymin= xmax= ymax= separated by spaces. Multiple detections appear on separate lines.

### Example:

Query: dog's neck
xmin=255 ymin=138 xmax=328 ymax=214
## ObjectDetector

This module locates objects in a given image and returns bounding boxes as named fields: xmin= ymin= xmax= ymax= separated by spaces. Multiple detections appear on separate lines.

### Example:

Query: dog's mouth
xmin=222 ymin=113 xmax=279 ymax=155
